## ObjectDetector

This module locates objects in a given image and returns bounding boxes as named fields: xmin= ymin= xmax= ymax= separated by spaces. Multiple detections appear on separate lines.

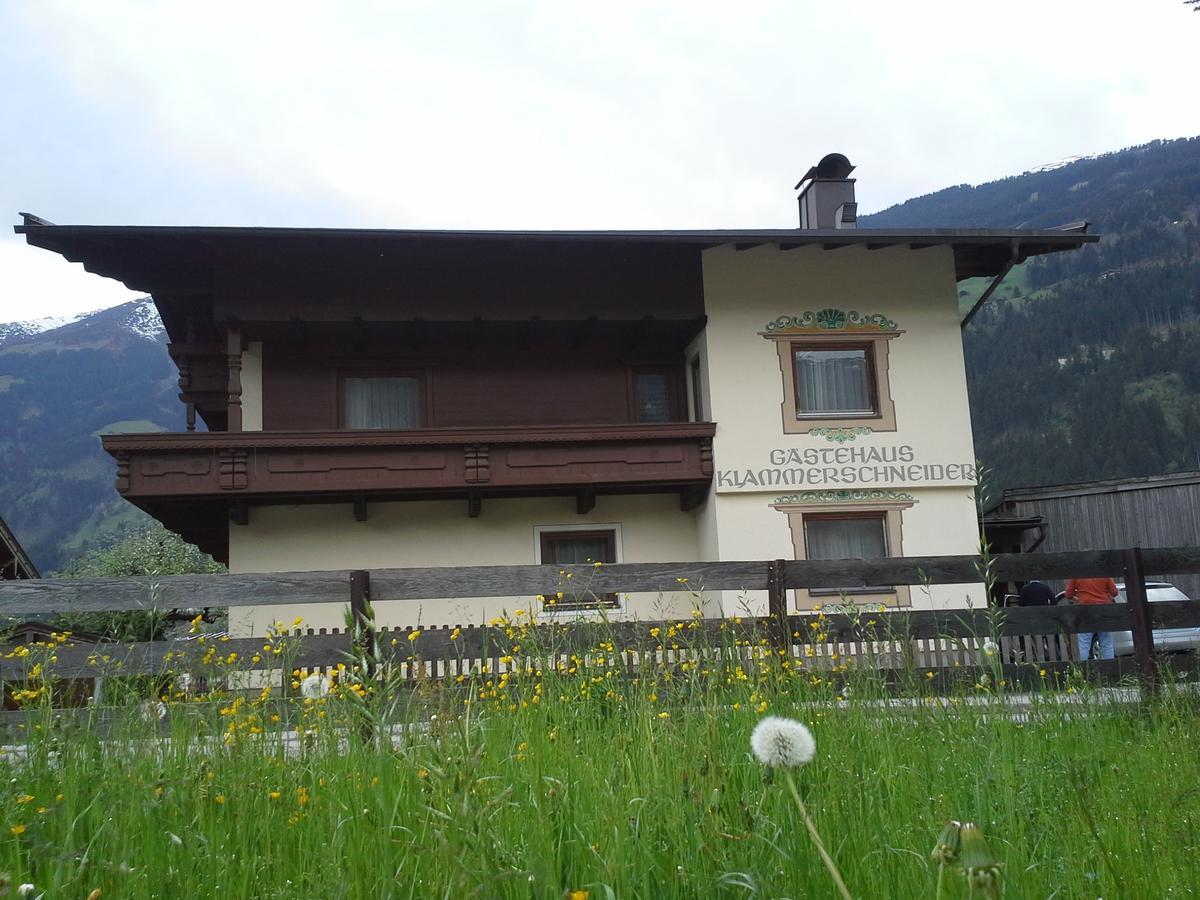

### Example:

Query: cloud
xmin=1 ymin=0 xmax=1198 ymax=319
xmin=0 ymin=239 xmax=142 ymax=322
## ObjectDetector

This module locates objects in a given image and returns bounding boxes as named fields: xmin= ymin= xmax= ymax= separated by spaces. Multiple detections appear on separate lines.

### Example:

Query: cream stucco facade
xmin=697 ymin=243 xmax=983 ymax=612
xmin=229 ymin=494 xmax=708 ymax=636
xmin=226 ymin=241 xmax=985 ymax=633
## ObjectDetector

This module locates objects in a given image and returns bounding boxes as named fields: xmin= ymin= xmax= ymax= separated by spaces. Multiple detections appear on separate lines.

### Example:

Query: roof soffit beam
xmin=960 ymin=239 xmax=1021 ymax=329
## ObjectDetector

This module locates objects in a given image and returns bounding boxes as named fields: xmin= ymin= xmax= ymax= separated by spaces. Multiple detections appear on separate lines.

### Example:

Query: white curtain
xmin=794 ymin=349 xmax=870 ymax=414
xmin=345 ymin=377 xmax=421 ymax=429
xmin=805 ymin=517 xmax=886 ymax=561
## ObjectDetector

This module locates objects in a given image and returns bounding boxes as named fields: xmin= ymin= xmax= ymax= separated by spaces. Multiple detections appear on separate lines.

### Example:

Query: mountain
xmin=0 ymin=299 xmax=178 ymax=571
xmin=863 ymin=136 xmax=1200 ymax=496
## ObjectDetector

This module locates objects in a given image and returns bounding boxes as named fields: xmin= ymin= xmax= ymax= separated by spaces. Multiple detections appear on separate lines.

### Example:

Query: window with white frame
xmin=536 ymin=525 xmax=620 ymax=610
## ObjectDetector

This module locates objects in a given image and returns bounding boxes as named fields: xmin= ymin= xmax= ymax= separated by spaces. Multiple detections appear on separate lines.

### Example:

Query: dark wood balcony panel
xmin=103 ymin=424 xmax=716 ymax=502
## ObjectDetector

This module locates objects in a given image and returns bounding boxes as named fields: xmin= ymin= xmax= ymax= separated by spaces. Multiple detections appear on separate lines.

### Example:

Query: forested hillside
xmin=864 ymin=136 xmax=1200 ymax=492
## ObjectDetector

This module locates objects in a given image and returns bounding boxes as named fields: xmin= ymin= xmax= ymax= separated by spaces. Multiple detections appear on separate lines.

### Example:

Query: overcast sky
xmin=2 ymin=0 xmax=1197 ymax=322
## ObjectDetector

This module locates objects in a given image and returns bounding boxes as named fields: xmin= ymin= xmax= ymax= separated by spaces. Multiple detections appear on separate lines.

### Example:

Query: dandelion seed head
xmin=750 ymin=716 xmax=816 ymax=767
xmin=300 ymin=673 xmax=331 ymax=699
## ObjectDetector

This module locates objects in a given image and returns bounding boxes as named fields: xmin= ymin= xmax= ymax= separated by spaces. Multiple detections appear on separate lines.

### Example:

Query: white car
xmin=1110 ymin=582 xmax=1200 ymax=657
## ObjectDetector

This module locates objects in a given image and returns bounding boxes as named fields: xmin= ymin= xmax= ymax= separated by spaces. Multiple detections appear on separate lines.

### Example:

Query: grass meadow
xmin=1 ymin=617 xmax=1199 ymax=899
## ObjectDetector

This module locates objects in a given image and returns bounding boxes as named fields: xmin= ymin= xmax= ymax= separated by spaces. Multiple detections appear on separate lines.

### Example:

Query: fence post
xmin=767 ymin=559 xmax=788 ymax=657
xmin=1121 ymin=547 xmax=1158 ymax=693
xmin=349 ymin=570 xmax=376 ymax=676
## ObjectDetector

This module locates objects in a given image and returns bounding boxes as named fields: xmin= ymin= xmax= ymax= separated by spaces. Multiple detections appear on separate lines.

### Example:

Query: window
xmin=538 ymin=528 xmax=619 ymax=610
xmin=631 ymin=369 xmax=676 ymax=423
xmin=343 ymin=375 xmax=423 ymax=429
xmin=803 ymin=512 xmax=891 ymax=595
xmin=792 ymin=343 xmax=876 ymax=417
xmin=689 ymin=356 xmax=704 ymax=421
xmin=761 ymin=315 xmax=900 ymax=434
xmin=773 ymin=497 xmax=913 ymax=610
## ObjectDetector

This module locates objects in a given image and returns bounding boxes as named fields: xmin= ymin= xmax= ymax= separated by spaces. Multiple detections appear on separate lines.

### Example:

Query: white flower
xmin=300 ymin=673 xmax=331 ymax=699
xmin=142 ymin=700 xmax=167 ymax=723
xmin=17 ymin=885 xmax=35 ymax=897
xmin=750 ymin=716 xmax=816 ymax=768
xmin=982 ymin=639 xmax=998 ymax=657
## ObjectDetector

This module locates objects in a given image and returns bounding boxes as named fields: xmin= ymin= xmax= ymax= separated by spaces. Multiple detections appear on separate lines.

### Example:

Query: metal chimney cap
xmin=794 ymin=153 xmax=856 ymax=189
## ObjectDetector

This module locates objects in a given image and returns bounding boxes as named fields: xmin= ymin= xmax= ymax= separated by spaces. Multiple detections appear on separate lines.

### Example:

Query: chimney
xmin=795 ymin=153 xmax=857 ymax=229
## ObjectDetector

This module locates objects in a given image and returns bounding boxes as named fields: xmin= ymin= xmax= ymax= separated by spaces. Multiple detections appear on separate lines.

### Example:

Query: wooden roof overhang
xmin=102 ymin=423 xmax=717 ymax=562
xmin=15 ymin=216 xmax=1098 ymax=342
xmin=0 ymin=515 xmax=39 ymax=581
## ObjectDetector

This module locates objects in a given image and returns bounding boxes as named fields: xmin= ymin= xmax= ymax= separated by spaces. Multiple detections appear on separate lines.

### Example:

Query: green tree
xmin=53 ymin=524 xmax=225 ymax=641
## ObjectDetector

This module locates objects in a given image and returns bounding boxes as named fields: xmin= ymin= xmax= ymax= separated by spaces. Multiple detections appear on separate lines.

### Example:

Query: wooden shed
xmin=995 ymin=471 xmax=1200 ymax=600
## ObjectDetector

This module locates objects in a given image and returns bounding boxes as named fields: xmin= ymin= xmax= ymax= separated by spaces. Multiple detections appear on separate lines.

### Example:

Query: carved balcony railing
xmin=102 ymin=423 xmax=717 ymax=515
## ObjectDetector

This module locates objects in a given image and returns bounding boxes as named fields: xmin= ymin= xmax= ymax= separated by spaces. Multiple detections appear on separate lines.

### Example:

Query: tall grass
xmin=1 ymin=621 xmax=1198 ymax=898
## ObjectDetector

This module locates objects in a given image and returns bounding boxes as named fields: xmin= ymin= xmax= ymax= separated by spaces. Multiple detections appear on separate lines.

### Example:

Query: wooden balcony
xmin=101 ymin=424 xmax=715 ymax=559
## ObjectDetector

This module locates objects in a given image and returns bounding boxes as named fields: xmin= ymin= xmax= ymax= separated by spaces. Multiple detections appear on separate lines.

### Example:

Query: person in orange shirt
xmin=1065 ymin=577 xmax=1119 ymax=660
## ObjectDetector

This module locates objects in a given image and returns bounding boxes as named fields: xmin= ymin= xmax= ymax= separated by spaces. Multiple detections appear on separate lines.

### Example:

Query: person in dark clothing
xmin=1018 ymin=580 xmax=1056 ymax=606
xmin=1016 ymin=579 xmax=1062 ymax=660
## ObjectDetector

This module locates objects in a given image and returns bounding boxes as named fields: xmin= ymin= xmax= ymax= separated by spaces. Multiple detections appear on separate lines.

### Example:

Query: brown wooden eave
xmin=102 ymin=424 xmax=716 ymax=561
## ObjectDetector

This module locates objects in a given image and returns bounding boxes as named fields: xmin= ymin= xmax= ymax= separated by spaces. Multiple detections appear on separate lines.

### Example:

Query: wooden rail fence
xmin=1 ymin=546 xmax=1199 ymax=694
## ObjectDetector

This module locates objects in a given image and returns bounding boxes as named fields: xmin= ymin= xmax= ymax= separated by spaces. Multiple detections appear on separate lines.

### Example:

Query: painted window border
xmin=760 ymin=310 xmax=902 ymax=435
xmin=771 ymin=498 xmax=913 ymax=610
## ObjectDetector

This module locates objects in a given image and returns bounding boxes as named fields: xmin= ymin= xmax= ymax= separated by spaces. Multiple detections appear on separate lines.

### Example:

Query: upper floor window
xmin=792 ymin=342 xmax=877 ymax=418
xmin=344 ymin=375 xmax=423 ymax=429
xmin=630 ymin=367 xmax=680 ymax=423
xmin=689 ymin=356 xmax=704 ymax=421
xmin=760 ymin=310 xmax=901 ymax=434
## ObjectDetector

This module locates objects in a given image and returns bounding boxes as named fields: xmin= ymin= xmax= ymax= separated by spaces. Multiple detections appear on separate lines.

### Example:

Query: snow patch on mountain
xmin=0 ymin=312 xmax=84 ymax=342
xmin=0 ymin=297 xmax=163 ymax=346
xmin=1027 ymin=153 xmax=1097 ymax=174
xmin=121 ymin=298 xmax=165 ymax=340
